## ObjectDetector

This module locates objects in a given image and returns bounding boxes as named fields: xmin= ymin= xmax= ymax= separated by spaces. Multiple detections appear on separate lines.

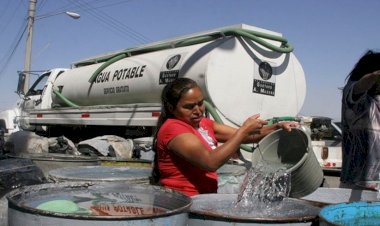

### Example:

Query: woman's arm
xmin=352 ymin=70 xmax=380 ymax=98
xmin=250 ymin=121 xmax=299 ymax=142
xmin=213 ymin=120 xmax=299 ymax=143
xmin=167 ymin=114 xmax=265 ymax=171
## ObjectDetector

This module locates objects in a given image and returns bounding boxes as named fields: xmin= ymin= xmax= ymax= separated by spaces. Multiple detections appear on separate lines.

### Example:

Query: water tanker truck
xmin=0 ymin=24 xmax=306 ymax=156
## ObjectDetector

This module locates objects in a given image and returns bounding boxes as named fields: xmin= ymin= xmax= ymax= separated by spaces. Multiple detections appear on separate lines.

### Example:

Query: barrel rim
xmin=190 ymin=193 xmax=320 ymax=223
xmin=189 ymin=211 xmax=318 ymax=223
xmin=7 ymin=181 xmax=192 ymax=220
xmin=7 ymin=153 xmax=100 ymax=162
xmin=48 ymin=165 xmax=151 ymax=182
xmin=98 ymin=156 xmax=152 ymax=163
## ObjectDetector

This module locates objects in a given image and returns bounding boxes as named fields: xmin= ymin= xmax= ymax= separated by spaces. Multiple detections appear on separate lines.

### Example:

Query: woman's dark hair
xmin=150 ymin=78 xmax=198 ymax=184
xmin=346 ymin=50 xmax=380 ymax=82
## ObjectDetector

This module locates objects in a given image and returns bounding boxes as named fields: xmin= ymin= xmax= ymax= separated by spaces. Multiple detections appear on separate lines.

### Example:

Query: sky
xmin=0 ymin=0 xmax=379 ymax=122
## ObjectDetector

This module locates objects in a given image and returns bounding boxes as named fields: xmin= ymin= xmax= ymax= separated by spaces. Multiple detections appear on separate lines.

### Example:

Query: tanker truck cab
xmin=20 ymin=69 xmax=68 ymax=109
xmin=17 ymin=69 xmax=68 ymax=130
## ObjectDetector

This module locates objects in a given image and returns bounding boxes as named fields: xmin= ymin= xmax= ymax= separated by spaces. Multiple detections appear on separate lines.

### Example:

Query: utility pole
xmin=22 ymin=0 xmax=37 ymax=94
xmin=18 ymin=0 xmax=79 ymax=95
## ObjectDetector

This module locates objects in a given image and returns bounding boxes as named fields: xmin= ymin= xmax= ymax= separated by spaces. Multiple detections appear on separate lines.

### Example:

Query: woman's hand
xmin=277 ymin=121 xmax=300 ymax=132
xmin=241 ymin=114 xmax=267 ymax=134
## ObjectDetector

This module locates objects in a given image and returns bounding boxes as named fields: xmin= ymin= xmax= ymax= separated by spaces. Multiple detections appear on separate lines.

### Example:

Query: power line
xmin=0 ymin=22 xmax=28 ymax=80
xmin=25 ymin=0 xmax=151 ymax=44
xmin=0 ymin=0 xmax=152 ymax=80
xmin=0 ymin=1 xmax=12 ymax=22
xmin=48 ymin=0 xmax=136 ymax=15
xmin=66 ymin=0 xmax=152 ymax=45
xmin=0 ymin=0 xmax=24 ymax=34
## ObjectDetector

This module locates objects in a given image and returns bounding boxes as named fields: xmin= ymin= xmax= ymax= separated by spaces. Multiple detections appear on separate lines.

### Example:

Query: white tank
xmin=52 ymin=24 xmax=306 ymax=125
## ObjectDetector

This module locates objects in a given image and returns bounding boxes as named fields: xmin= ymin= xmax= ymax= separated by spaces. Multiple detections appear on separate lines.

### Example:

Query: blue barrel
xmin=319 ymin=201 xmax=380 ymax=226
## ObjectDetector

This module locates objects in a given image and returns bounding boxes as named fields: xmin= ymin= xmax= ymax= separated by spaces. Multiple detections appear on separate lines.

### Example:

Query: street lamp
xmin=35 ymin=11 xmax=80 ymax=21
xmin=20 ymin=0 xmax=80 ymax=94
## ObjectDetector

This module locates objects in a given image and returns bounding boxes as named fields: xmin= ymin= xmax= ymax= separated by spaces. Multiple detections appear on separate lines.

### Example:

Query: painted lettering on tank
xmin=112 ymin=65 xmax=146 ymax=81
xmin=116 ymin=85 xmax=129 ymax=93
xmin=104 ymin=87 xmax=115 ymax=94
xmin=103 ymin=85 xmax=129 ymax=95
xmin=94 ymin=71 xmax=110 ymax=83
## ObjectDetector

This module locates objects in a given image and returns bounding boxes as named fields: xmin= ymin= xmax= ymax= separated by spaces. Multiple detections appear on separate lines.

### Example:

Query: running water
xmin=234 ymin=151 xmax=292 ymax=215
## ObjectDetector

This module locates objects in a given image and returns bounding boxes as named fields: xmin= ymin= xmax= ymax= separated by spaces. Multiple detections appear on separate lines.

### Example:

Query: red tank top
xmin=156 ymin=118 xmax=218 ymax=196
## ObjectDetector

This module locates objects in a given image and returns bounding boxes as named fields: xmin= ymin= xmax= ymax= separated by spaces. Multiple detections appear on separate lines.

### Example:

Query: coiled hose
xmin=86 ymin=27 xmax=294 ymax=84
xmin=52 ymin=27 xmax=297 ymax=151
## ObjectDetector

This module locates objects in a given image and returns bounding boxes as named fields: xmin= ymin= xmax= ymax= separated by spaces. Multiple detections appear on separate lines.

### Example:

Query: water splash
xmin=234 ymin=162 xmax=291 ymax=215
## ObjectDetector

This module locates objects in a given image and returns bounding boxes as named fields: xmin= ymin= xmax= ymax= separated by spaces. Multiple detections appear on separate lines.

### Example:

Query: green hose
xmin=88 ymin=53 xmax=127 ymax=83
xmin=53 ymin=89 xmax=79 ymax=108
xmin=204 ymin=100 xmax=223 ymax=123
xmin=86 ymin=27 xmax=294 ymax=85
xmin=222 ymin=28 xmax=293 ymax=53
xmin=58 ymin=26 xmax=296 ymax=132
xmin=267 ymin=116 xmax=299 ymax=125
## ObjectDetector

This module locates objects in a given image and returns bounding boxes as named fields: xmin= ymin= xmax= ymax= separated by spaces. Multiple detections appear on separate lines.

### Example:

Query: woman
xmin=152 ymin=78 xmax=298 ymax=196
xmin=341 ymin=50 xmax=380 ymax=187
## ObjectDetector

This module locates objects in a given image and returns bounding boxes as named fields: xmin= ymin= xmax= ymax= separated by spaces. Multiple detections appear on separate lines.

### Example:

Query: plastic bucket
xmin=319 ymin=201 xmax=380 ymax=226
xmin=251 ymin=128 xmax=323 ymax=198
xmin=48 ymin=165 xmax=151 ymax=184
xmin=189 ymin=193 xmax=320 ymax=225
xmin=217 ymin=164 xmax=247 ymax=194
xmin=6 ymin=182 xmax=191 ymax=226
xmin=7 ymin=153 xmax=100 ymax=177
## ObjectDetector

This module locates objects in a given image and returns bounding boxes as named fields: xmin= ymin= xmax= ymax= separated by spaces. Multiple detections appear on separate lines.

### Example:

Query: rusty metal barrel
xmin=189 ymin=193 xmax=320 ymax=225
xmin=48 ymin=165 xmax=151 ymax=184
xmin=8 ymin=153 xmax=100 ymax=177
xmin=7 ymin=182 xmax=191 ymax=226
xmin=0 ymin=158 xmax=46 ymax=226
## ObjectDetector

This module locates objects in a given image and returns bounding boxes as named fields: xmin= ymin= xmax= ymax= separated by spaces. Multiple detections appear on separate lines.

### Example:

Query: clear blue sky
xmin=1 ymin=0 xmax=379 ymax=121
